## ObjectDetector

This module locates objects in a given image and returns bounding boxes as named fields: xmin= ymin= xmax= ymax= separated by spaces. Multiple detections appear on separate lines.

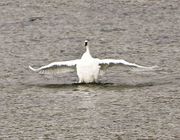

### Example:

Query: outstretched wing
xmin=98 ymin=59 xmax=156 ymax=71
xmin=29 ymin=59 xmax=80 ymax=74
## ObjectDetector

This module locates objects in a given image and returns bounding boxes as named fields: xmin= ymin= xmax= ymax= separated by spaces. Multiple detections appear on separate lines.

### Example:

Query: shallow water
xmin=0 ymin=0 xmax=180 ymax=139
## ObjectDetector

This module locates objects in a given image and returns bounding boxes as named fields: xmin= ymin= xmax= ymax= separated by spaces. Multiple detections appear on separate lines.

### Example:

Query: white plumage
xmin=29 ymin=40 xmax=156 ymax=83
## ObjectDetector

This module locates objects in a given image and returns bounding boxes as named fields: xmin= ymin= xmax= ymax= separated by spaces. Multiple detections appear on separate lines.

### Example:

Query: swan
xmin=29 ymin=40 xmax=156 ymax=83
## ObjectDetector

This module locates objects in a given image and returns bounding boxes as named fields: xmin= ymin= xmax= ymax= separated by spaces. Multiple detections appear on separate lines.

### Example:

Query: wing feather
xmin=98 ymin=59 xmax=156 ymax=70
xmin=29 ymin=59 xmax=79 ymax=74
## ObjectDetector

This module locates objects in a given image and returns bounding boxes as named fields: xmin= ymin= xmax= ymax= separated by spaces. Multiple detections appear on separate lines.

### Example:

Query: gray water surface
xmin=0 ymin=0 xmax=180 ymax=139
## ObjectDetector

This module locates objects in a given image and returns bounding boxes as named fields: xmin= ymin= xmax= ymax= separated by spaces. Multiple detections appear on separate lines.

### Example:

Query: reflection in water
xmin=17 ymin=76 xmax=150 ymax=93
xmin=28 ymin=81 xmax=156 ymax=93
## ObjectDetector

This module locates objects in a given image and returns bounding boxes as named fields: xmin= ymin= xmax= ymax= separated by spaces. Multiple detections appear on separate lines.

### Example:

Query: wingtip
xmin=29 ymin=65 xmax=36 ymax=71
xmin=132 ymin=65 xmax=159 ymax=72
xmin=145 ymin=65 xmax=159 ymax=70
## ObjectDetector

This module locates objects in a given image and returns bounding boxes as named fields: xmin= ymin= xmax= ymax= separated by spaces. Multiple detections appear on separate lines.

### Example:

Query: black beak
xmin=84 ymin=40 xmax=88 ymax=46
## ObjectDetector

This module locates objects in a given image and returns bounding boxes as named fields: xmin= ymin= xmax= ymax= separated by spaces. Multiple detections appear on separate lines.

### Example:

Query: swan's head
xmin=84 ymin=40 xmax=88 ymax=47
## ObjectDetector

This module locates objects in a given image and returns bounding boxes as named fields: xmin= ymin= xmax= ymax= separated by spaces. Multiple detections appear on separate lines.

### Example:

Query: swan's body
xmin=76 ymin=48 xmax=100 ymax=83
xmin=29 ymin=40 xmax=155 ymax=83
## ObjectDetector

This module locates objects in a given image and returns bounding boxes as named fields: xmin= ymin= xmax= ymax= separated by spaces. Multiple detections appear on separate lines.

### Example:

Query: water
xmin=0 ymin=0 xmax=180 ymax=139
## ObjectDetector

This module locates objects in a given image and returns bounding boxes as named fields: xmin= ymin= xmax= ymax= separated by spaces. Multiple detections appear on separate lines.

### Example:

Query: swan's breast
xmin=76 ymin=59 xmax=100 ymax=82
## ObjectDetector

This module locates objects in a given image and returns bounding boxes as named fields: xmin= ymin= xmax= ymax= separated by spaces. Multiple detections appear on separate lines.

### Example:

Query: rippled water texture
xmin=0 ymin=0 xmax=180 ymax=139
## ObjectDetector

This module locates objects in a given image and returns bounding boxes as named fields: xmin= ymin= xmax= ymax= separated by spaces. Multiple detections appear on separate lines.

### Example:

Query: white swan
xmin=29 ymin=40 xmax=156 ymax=83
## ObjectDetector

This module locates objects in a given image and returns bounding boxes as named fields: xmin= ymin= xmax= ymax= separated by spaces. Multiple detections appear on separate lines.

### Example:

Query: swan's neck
xmin=81 ymin=45 xmax=92 ymax=59
xmin=86 ymin=45 xmax=90 ymax=54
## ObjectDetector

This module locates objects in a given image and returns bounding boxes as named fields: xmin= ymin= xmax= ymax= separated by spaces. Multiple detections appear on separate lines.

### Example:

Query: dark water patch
xmin=100 ymin=28 xmax=126 ymax=33
xmin=0 ymin=17 xmax=43 ymax=31
xmin=28 ymin=17 xmax=43 ymax=22
xmin=0 ymin=2 xmax=10 ymax=6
